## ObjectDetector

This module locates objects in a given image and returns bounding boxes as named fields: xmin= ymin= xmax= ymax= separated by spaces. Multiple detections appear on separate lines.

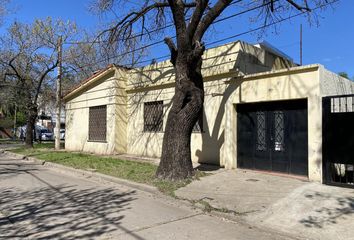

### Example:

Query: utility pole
xmin=13 ymin=103 xmax=17 ymax=140
xmin=55 ymin=36 xmax=62 ymax=150
xmin=300 ymin=24 xmax=303 ymax=65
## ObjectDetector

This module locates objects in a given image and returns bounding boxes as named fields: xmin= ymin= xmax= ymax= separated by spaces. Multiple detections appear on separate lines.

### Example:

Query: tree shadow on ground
xmin=0 ymin=169 xmax=141 ymax=239
xmin=299 ymin=191 xmax=354 ymax=228
xmin=194 ymin=163 xmax=221 ymax=171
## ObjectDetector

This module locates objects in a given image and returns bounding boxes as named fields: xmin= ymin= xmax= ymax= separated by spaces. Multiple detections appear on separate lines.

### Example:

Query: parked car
xmin=53 ymin=129 xmax=65 ymax=140
xmin=18 ymin=125 xmax=46 ymax=141
xmin=60 ymin=129 xmax=65 ymax=140
xmin=40 ymin=129 xmax=53 ymax=141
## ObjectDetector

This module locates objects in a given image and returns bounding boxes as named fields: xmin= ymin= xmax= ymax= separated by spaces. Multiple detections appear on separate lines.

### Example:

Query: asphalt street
xmin=0 ymin=151 xmax=296 ymax=240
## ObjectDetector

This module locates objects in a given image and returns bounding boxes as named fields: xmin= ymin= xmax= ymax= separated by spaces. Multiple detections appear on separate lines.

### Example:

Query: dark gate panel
xmin=323 ymin=95 xmax=354 ymax=187
xmin=237 ymin=99 xmax=308 ymax=176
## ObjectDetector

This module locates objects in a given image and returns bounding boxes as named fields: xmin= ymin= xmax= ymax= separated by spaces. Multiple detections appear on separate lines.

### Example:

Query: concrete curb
xmin=3 ymin=150 xmax=159 ymax=195
xmin=2 ymin=151 xmax=28 ymax=160
xmin=0 ymin=150 xmax=308 ymax=240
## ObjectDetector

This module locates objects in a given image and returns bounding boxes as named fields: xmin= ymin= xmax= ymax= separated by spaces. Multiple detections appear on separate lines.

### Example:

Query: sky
xmin=1 ymin=0 xmax=353 ymax=78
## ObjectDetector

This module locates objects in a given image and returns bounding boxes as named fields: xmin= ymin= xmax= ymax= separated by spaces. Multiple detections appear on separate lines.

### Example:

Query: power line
xmin=63 ymin=0 xmax=245 ymax=45
xmin=62 ymin=0 xmax=272 ymax=71
xmin=62 ymin=0 xmax=268 ymax=64
xmin=63 ymin=0 xmax=337 ymax=74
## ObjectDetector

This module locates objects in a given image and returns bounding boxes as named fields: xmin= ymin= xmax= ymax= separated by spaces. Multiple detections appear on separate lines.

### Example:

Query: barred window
xmin=144 ymin=101 xmax=163 ymax=132
xmin=88 ymin=105 xmax=107 ymax=142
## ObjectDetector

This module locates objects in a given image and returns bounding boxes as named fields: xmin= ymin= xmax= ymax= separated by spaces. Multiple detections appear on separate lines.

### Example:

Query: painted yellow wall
xmin=125 ymin=41 xmax=297 ymax=166
xmin=65 ymin=67 xmax=127 ymax=155
xmin=64 ymin=40 xmax=354 ymax=183
xmin=224 ymin=65 xmax=321 ymax=181
xmin=126 ymin=79 xmax=228 ymax=164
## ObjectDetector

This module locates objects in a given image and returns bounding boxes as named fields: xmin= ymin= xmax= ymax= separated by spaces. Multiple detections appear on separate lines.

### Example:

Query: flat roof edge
xmin=226 ymin=64 xmax=320 ymax=83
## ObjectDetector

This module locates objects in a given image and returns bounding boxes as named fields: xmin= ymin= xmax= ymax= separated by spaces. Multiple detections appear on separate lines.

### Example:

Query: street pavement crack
xmin=115 ymin=212 xmax=203 ymax=236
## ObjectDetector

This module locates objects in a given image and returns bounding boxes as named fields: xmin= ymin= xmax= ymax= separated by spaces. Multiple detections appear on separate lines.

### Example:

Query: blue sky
xmin=1 ymin=0 xmax=353 ymax=78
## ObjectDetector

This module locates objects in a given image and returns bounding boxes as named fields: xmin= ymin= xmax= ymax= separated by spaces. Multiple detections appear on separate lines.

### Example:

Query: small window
xmin=144 ymin=101 xmax=163 ymax=132
xmin=88 ymin=105 xmax=107 ymax=142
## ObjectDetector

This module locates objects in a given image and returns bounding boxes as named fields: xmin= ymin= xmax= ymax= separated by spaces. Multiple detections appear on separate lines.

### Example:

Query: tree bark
xmin=155 ymin=0 xmax=231 ymax=180
xmin=156 ymin=42 xmax=205 ymax=180
xmin=25 ymin=104 xmax=37 ymax=148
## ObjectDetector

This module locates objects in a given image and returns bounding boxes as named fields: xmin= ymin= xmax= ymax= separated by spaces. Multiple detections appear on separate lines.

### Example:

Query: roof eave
xmin=63 ymin=65 xmax=117 ymax=102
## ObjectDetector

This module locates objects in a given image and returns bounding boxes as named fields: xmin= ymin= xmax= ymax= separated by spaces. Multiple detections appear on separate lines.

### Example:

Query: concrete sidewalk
xmin=175 ymin=169 xmax=354 ymax=240
xmin=0 ymin=152 xmax=299 ymax=240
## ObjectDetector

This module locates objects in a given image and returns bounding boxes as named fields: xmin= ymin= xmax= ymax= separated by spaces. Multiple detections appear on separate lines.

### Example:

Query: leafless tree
xmin=0 ymin=0 xmax=11 ymax=26
xmin=94 ymin=0 xmax=337 ymax=180
xmin=0 ymin=18 xmax=77 ymax=147
xmin=62 ymin=29 xmax=145 ymax=95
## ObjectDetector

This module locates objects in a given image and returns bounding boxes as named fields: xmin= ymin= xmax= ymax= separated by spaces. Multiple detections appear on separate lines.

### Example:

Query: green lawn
xmin=0 ymin=139 xmax=22 ymax=144
xmin=9 ymin=144 xmax=206 ymax=195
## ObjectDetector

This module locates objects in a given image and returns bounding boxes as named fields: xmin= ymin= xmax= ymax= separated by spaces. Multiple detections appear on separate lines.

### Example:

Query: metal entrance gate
xmin=323 ymin=94 xmax=354 ymax=187
xmin=237 ymin=99 xmax=308 ymax=176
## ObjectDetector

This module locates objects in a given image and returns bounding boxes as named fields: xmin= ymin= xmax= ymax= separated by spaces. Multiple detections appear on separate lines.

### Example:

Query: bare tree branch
xmin=34 ymin=59 xmax=59 ymax=104
xmin=98 ymin=1 xmax=196 ymax=43
xmin=187 ymin=0 xmax=208 ymax=42
xmin=286 ymin=0 xmax=311 ymax=11
xmin=193 ymin=0 xmax=232 ymax=42
xmin=164 ymin=37 xmax=177 ymax=65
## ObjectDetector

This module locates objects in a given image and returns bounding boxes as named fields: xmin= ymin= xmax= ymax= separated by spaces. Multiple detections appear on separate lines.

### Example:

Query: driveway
xmin=0 ymin=152 xmax=296 ymax=240
xmin=176 ymin=169 xmax=354 ymax=240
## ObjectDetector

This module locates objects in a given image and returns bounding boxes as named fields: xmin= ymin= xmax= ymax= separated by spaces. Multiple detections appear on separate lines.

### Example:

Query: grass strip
xmin=9 ymin=144 xmax=208 ymax=196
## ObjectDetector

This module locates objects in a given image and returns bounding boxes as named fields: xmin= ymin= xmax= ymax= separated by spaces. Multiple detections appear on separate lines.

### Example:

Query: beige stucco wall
xmin=125 ymin=63 xmax=353 ymax=182
xmin=126 ymin=78 xmax=228 ymax=164
xmin=125 ymin=41 xmax=293 ymax=163
xmin=65 ymin=67 xmax=127 ymax=155
xmin=64 ymin=40 xmax=354 ymax=183
xmin=127 ymin=41 xmax=295 ymax=90
xmin=320 ymin=66 xmax=354 ymax=97
xmin=223 ymin=65 xmax=322 ymax=181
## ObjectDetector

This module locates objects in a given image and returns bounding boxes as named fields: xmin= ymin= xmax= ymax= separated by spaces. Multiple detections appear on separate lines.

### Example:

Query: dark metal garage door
xmin=323 ymin=94 xmax=354 ymax=188
xmin=237 ymin=99 xmax=308 ymax=176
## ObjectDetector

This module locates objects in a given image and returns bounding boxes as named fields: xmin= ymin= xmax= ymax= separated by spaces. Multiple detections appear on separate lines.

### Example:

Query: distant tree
xmin=63 ymin=30 xmax=145 ymax=88
xmin=0 ymin=0 xmax=10 ymax=25
xmin=338 ymin=72 xmax=349 ymax=79
xmin=95 ymin=0 xmax=337 ymax=180
xmin=0 ymin=18 xmax=77 ymax=147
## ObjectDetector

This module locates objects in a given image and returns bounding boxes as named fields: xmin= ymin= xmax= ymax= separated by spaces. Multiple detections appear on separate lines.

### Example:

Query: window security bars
xmin=144 ymin=101 xmax=163 ymax=132
xmin=256 ymin=111 xmax=266 ymax=151
xmin=331 ymin=96 xmax=354 ymax=113
xmin=323 ymin=94 xmax=354 ymax=188
xmin=89 ymin=105 xmax=107 ymax=141
xmin=328 ymin=163 xmax=354 ymax=186
xmin=274 ymin=111 xmax=285 ymax=152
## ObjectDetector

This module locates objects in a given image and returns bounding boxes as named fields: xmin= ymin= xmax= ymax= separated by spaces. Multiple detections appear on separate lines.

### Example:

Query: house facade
xmin=64 ymin=40 xmax=354 ymax=183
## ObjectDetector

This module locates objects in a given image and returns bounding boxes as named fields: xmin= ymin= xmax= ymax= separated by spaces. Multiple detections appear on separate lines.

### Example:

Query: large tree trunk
xmin=25 ymin=104 xmax=38 ymax=148
xmin=156 ymin=50 xmax=204 ymax=180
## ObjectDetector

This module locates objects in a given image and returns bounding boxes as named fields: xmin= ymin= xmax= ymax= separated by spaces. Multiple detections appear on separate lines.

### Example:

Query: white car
xmin=53 ymin=129 xmax=65 ymax=140
xmin=60 ymin=129 xmax=65 ymax=140
xmin=40 ymin=129 xmax=53 ymax=141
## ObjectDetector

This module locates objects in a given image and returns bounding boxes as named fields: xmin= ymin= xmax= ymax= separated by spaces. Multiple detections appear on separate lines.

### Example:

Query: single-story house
xmin=63 ymin=40 xmax=354 ymax=185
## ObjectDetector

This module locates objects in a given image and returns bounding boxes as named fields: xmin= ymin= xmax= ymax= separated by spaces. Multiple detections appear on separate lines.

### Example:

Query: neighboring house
xmin=63 ymin=40 xmax=354 ymax=185
xmin=37 ymin=98 xmax=65 ymax=131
